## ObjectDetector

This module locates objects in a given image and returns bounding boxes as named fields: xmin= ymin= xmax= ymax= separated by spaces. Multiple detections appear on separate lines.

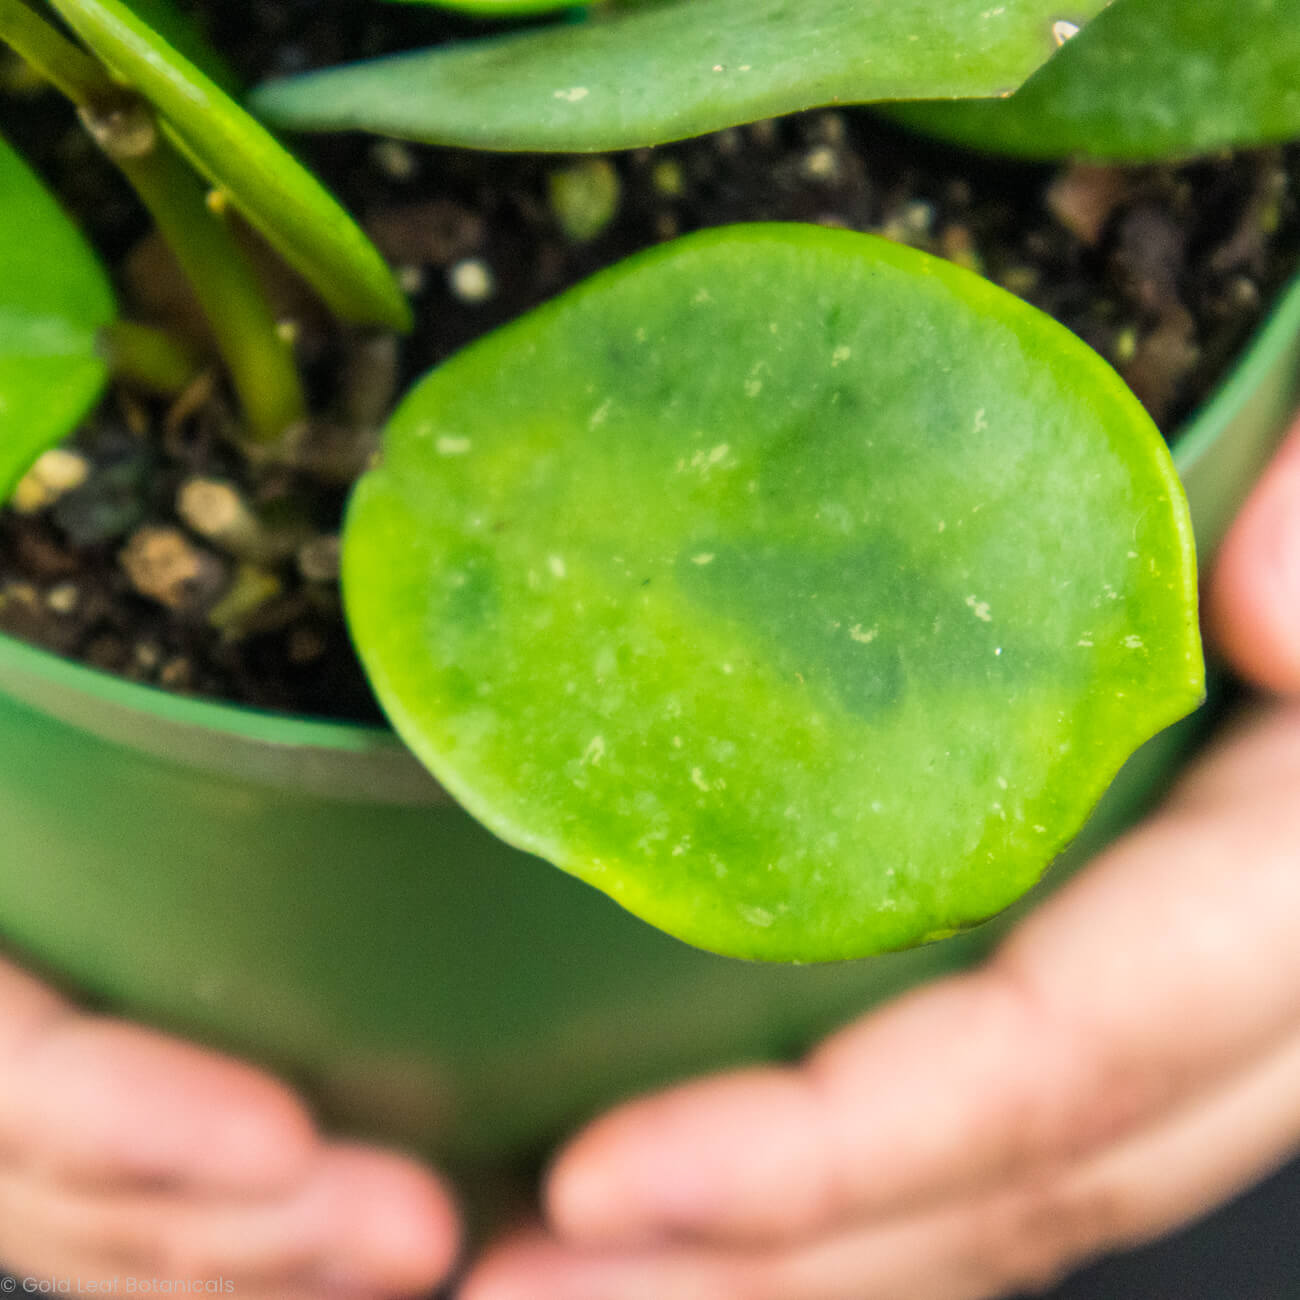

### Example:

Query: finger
xmin=0 ymin=1143 xmax=459 ymax=1296
xmin=0 ymin=1009 xmax=319 ymax=1193
xmin=465 ymin=1029 xmax=1300 ymax=1300
xmin=543 ymin=705 xmax=1300 ymax=1247
xmin=1208 ymin=411 xmax=1300 ymax=691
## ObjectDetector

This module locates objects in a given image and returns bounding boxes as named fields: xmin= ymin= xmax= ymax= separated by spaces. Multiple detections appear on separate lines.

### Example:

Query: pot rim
xmin=4 ymin=269 xmax=1300 ymax=755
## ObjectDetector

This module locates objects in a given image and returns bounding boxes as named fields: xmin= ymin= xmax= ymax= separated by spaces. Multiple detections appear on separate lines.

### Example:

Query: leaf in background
xmin=887 ymin=0 xmax=1300 ymax=161
xmin=0 ymin=131 xmax=115 ymax=502
xmin=46 ymin=0 xmax=410 ymax=329
xmin=344 ymin=225 xmax=1203 ymax=962
xmin=250 ymin=0 xmax=1113 ymax=153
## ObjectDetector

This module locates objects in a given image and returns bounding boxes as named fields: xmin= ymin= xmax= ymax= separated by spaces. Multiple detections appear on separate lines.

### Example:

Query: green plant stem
xmin=0 ymin=0 xmax=116 ymax=107
xmin=114 ymin=141 xmax=307 ymax=440
xmin=0 ymin=0 xmax=307 ymax=443
xmin=97 ymin=319 xmax=204 ymax=395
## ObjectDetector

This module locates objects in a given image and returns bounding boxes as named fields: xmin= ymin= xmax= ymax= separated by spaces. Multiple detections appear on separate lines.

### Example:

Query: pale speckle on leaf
xmin=965 ymin=595 xmax=992 ymax=622
xmin=553 ymin=86 xmax=589 ymax=102
xmin=436 ymin=436 xmax=472 ymax=456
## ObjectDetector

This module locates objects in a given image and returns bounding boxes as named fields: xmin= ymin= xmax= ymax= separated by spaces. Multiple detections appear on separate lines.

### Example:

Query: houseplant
xmin=0 ymin=0 xmax=1298 ymax=1163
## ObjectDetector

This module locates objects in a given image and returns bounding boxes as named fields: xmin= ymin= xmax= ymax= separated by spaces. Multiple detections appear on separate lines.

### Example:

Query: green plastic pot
xmin=1 ymin=272 xmax=1299 ymax=1165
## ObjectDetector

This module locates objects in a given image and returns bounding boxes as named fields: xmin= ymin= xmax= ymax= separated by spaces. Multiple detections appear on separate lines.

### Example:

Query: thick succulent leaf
xmin=46 ymin=0 xmax=409 ymax=329
xmin=344 ymin=225 xmax=1203 ymax=962
xmin=250 ymin=0 xmax=1113 ymax=154
xmin=385 ymin=0 xmax=579 ymax=13
xmin=0 ymin=132 xmax=115 ymax=501
xmin=888 ymin=0 xmax=1300 ymax=161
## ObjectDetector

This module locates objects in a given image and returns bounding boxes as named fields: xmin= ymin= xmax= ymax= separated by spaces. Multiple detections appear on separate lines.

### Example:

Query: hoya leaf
xmin=46 ymin=0 xmax=410 ymax=329
xmin=888 ymin=0 xmax=1300 ymax=161
xmin=344 ymin=225 xmax=1203 ymax=962
xmin=0 ymin=132 xmax=115 ymax=502
xmin=384 ymin=0 xmax=579 ymax=13
xmin=250 ymin=0 xmax=1113 ymax=154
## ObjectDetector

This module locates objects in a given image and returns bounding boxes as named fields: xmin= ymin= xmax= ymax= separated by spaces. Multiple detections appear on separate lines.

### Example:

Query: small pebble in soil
xmin=177 ymin=477 xmax=259 ymax=551
xmin=120 ymin=525 xmax=225 ymax=613
xmin=10 ymin=449 xmax=91 ymax=514
xmin=45 ymin=582 xmax=79 ymax=615
xmin=448 ymin=257 xmax=496 ymax=303
xmin=802 ymin=144 xmax=840 ymax=182
xmin=548 ymin=157 xmax=622 ymax=243
xmin=298 ymin=534 xmax=342 ymax=584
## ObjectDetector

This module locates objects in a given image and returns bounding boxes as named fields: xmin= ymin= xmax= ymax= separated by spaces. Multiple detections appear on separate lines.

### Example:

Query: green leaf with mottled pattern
xmin=45 ymin=0 xmax=409 ymax=329
xmin=250 ymin=0 xmax=1113 ymax=154
xmin=888 ymin=0 xmax=1300 ymax=161
xmin=385 ymin=0 xmax=578 ymax=13
xmin=343 ymin=225 xmax=1203 ymax=962
xmin=0 ymin=131 xmax=115 ymax=502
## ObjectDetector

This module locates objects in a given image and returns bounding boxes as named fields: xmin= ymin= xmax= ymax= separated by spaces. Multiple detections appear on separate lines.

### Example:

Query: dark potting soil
xmin=2 ymin=2 xmax=1299 ymax=721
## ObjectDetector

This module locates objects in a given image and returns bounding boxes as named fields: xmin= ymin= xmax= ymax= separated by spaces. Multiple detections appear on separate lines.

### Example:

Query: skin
xmin=3 ymin=413 xmax=1300 ymax=1297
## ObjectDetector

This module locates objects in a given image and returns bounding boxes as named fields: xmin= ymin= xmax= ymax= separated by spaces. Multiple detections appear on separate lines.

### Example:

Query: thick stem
xmin=98 ymin=319 xmax=204 ymax=395
xmin=112 ymin=139 xmax=307 ymax=440
xmin=0 ymin=0 xmax=307 ymax=443
xmin=0 ymin=0 xmax=117 ymax=107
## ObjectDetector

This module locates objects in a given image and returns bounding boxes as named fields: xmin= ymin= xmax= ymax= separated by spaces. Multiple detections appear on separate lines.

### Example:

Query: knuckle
xmin=966 ymin=1173 xmax=1129 ymax=1295
xmin=985 ymin=959 xmax=1170 ymax=1168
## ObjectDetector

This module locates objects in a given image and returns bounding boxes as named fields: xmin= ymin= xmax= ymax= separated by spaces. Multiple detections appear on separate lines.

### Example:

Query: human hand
xmin=460 ymin=414 xmax=1300 ymax=1300
xmin=0 ymin=959 xmax=459 ymax=1298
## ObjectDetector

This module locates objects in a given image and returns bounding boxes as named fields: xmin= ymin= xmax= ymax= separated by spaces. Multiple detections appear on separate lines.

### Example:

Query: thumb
xmin=1208 ymin=411 xmax=1300 ymax=692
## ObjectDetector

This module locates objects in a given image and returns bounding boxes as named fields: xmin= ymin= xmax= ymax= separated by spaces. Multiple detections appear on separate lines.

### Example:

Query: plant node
xmin=77 ymin=98 xmax=157 ymax=160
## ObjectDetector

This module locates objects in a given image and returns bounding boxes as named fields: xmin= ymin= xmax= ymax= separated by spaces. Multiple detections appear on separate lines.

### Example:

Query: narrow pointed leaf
xmin=888 ymin=0 xmax=1300 ymax=161
xmin=0 ymin=132 xmax=115 ymax=501
xmin=47 ymin=0 xmax=409 ymax=329
xmin=251 ymin=0 xmax=1113 ymax=154
xmin=344 ymin=225 xmax=1203 ymax=962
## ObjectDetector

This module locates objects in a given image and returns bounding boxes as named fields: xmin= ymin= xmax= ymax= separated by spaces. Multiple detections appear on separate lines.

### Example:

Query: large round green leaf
xmin=46 ymin=0 xmax=409 ymax=329
xmin=888 ymin=0 xmax=1300 ymax=161
xmin=385 ymin=0 xmax=579 ymax=13
xmin=251 ymin=0 xmax=1113 ymax=154
xmin=0 ymin=132 xmax=115 ymax=501
xmin=344 ymin=225 xmax=1203 ymax=962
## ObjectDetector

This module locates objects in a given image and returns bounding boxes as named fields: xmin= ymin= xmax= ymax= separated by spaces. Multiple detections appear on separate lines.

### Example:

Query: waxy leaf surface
xmin=385 ymin=0 xmax=578 ymax=13
xmin=47 ymin=0 xmax=409 ymax=328
xmin=0 ymin=132 xmax=114 ymax=501
xmin=251 ymin=0 xmax=1112 ymax=153
xmin=344 ymin=226 xmax=1203 ymax=962
xmin=890 ymin=0 xmax=1300 ymax=161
